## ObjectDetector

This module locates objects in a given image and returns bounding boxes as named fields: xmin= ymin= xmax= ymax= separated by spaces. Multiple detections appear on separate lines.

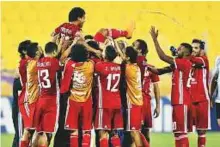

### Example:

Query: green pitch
xmin=1 ymin=132 xmax=219 ymax=147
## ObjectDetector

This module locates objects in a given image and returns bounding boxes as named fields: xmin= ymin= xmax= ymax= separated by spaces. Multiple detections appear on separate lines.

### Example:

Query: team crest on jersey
xmin=73 ymin=71 xmax=86 ymax=84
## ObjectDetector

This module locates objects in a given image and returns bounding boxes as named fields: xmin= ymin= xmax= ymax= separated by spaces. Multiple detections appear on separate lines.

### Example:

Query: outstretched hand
xmin=149 ymin=26 xmax=159 ymax=40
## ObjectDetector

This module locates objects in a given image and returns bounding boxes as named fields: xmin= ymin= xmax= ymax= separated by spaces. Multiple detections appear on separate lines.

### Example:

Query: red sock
xmin=82 ymin=134 xmax=91 ymax=147
xmin=108 ymin=29 xmax=128 ymax=39
xmin=100 ymin=138 xmax=108 ymax=147
xmin=70 ymin=135 xmax=78 ymax=147
xmin=198 ymin=134 xmax=206 ymax=147
xmin=20 ymin=140 xmax=29 ymax=147
xmin=174 ymin=133 xmax=189 ymax=147
xmin=139 ymin=132 xmax=150 ymax=147
xmin=111 ymin=136 xmax=121 ymax=147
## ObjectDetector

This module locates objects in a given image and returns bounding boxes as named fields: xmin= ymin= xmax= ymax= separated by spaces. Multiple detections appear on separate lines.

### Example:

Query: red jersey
xmin=95 ymin=61 xmax=121 ymax=109
xmin=54 ymin=22 xmax=81 ymax=40
xmin=190 ymin=56 xmax=210 ymax=102
xmin=18 ymin=58 xmax=28 ymax=104
xmin=37 ymin=57 xmax=60 ymax=98
xmin=171 ymin=58 xmax=192 ymax=105
xmin=137 ymin=56 xmax=147 ymax=82
xmin=142 ymin=64 xmax=160 ymax=98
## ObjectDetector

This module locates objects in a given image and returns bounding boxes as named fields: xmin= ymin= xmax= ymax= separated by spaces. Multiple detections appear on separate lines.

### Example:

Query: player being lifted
xmin=133 ymin=39 xmax=160 ymax=144
xmin=121 ymin=46 xmax=149 ymax=147
xmin=61 ymin=44 xmax=94 ymax=147
xmin=149 ymin=26 xmax=192 ymax=147
xmin=190 ymin=39 xmax=211 ymax=147
xmin=94 ymin=45 xmax=122 ymax=147
xmin=34 ymin=42 xmax=61 ymax=147
xmin=20 ymin=43 xmax=43 ymax=147
xmin=53 ymin=7 xmax=101 ymax=57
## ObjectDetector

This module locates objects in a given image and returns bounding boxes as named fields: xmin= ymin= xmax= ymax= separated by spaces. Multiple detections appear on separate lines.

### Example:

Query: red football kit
xmin=94 ymin=61 xmax=123 ymax=130
xmin=35 ymin=57 xmax=60 ymax=133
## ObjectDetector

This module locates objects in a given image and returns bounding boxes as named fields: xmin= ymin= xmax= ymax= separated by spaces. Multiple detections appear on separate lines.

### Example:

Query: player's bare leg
xmin=32 ymin=132 xmax=40 ymax=147
xmin=70 ymin=130 xmax=79 ymax=147
xmin=174 ymin=133 xmax=189 ymax=147
xmin=217 ymin=119 xmax=220 ymax=127
xmin=99 ymin=130 xmax=109 ymax=147
xmin=37 ymin=132 xmax=48 ymax=147
xmin=130 ymin=131 xmax=143 ymax=147
xmin=20 ymin=129 xmax=35 ymax=147
xmin=197 ymin=130 xmax=206 ymax=147
xmin=141 ymin=128 xmax=150 ymax=143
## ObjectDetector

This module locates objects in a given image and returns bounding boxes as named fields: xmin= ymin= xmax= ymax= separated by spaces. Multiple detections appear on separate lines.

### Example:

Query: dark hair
xmin=136 ymin=39 xmax=148 ymax=55
xmin=45 ymin=42 xmax=58 ymax=54
xmin=27 ymin=43 xmax=39 ymax=58
xmin=70 ymin=44 xmax=88 ymax=62
xmin=192 ymin=39 xmax=205 ymax=50
xmin=69 ymin=7 xmax=85 ymax=22
xmin=84 ymin=35 xmax=94 ymax=40
xmin=105 ymin=45 xmax=117 ymax=61
xmin=87 ymin=41 xmax=100 ymax=58
xmin=18 ymin=40 xmax=31 ymax=59
xmin=126 ymin=46 xmax=138 ymax=63
xmin=181 ymin=43 xmax=193 ymax=54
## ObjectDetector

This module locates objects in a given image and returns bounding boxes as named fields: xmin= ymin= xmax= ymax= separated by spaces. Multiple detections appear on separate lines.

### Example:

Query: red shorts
xmin=126 ymin=105 xmax=142 ymax=131
xmin=19 ymin=102 xmax=36 ymax=129
xmin=172 ymin=104 xmax=193 ymax=133
xmin=192 ymin=100 xmax=211 ymax=130
xmin=34 ymin=96 xmax=59 ymax=133
xmin=142 ymin=97 xmax=152 ymax=129
xmin=94 ymin=108 xmax=123 ymax=130
xmin=65 ymin=98 xmax=92 ymax=131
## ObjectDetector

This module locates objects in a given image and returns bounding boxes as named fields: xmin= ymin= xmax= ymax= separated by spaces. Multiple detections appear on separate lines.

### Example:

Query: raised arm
xmin=148 ymin=66 xmax=172 ymax=75
xmin=149 ymin=26 xmax=174 ymax=64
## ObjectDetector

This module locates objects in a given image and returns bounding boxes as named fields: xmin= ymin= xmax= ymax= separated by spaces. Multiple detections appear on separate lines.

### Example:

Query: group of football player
xmin=16 ymin=7 xmax=215 ymax=147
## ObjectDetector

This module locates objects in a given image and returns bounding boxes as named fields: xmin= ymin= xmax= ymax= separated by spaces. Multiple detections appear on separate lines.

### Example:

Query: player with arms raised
xmin=94 ymin=45 xmax=122 ymax=147
xmin=61 ymin=44 xmax=94 ymax=147
xmin=149 ymin=26 xmax=192 ymax=147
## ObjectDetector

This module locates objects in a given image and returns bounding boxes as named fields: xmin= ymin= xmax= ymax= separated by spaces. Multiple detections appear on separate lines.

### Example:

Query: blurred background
xmin=1 ymin=1 xmax=220 ymax=146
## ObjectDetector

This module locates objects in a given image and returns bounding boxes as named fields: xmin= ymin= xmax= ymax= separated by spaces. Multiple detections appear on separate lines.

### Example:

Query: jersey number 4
xmin=38 ymin=69 xmax=51 ymax=88
xmin=106 ymin=74 xmax=120 ymax=92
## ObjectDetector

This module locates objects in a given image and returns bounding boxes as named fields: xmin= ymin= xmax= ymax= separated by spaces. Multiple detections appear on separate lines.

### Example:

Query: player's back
xmin=54 ymin=22 xmax=81 ymax=40
xmin=37 ymin=57 xmax=60 ymax=98
xmin=26 ymin=58 xmax=39 ymax=104
xmin=69 ymin=60 xmax=94 ymax=102
xmin=125 ymin=63 xmax=143 ymax=107
xmin=95 ymin=61 xmax=121 ymax=109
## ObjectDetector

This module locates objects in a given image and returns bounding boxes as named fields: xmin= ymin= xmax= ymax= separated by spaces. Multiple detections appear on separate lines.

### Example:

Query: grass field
xmin=1 ymin=132 xmax=220 ymax=147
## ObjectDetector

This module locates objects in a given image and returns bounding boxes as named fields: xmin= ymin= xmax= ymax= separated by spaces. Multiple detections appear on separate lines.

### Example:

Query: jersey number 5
xmin=106 ymin=74 xmax=120 ymax=92
xmin=39 ymin=69 xmax=51 ymax=88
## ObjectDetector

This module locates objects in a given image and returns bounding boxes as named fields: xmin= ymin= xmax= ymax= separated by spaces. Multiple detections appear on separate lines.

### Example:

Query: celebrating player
xmin=34 ymin=42 xmax=61 ymax=147
xmin=61 ymin=44 xmax=94 ymax=147
xmin=121 ymin=46 xmax=149 ymax=147
xmin=20 ymin=42 xmax=43 ymax=147
xmin=94 ymin=45 xmax=122 ymax=147
xmin=133 ymin=39 xmax=161 ymax=143
xmin=190 ymin=39 xmax=211 ymax=147
xmin=149 ymin=26 xmax=192 ymax=147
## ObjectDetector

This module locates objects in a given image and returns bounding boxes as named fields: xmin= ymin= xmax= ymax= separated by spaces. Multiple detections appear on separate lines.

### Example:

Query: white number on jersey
xmin=38 ymin=69 xmax=51 ymax=88
xmin=106 ymin=74 xmax=120 ymax=92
